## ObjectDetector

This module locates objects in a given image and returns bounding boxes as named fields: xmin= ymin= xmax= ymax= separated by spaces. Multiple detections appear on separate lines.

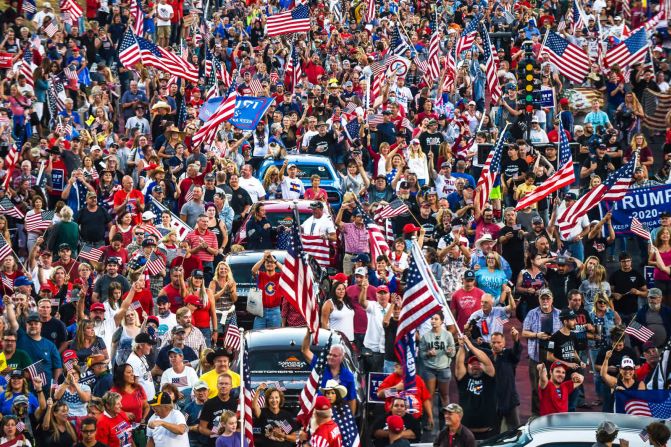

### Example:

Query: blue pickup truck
xmin=255 ymin=154 xmax=344 ymax=211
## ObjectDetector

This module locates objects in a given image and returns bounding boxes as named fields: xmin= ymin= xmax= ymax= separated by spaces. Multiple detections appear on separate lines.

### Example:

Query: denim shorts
xmin=422 ymin=366 xmax=452 ymax=382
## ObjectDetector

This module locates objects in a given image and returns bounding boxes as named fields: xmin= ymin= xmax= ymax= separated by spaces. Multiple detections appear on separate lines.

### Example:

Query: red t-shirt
xmin=311 ymin=420 xmax=342 ymax=447
xmin=378 ymin=373 xmax=431 ymax=418
xmin=101 ymin=245 xmax=129 ymax=266
xmin=538 ymin=380 xmax=574 ymax=416
xmin=450 ymin=287 xmax=484 ymax=330
xmin=113 ymin=189 xmax=145 ymax=225
xmin=257 ymin=271 xmax=282 ymax=308
xmin=96 ymin=411 xmax=133 ymax=447
xmin=160 ymin=283 xmax=184 ymax=314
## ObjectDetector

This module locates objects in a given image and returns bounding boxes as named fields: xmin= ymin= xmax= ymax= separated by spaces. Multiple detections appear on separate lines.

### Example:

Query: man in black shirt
xmin=455 ymin=335 xmax=497 ymax=440
xmin=545 ymin=257 xmax=582 ymax=310
xmin=491 ymin=328 xmax=521 ymax=430
xmin=75 ymin=417 xmax=107 ymax=447
xmin=228 ymin=174 xmax=253 ymax=232
xmin=307 ymin=122 xmax=337 ymax=157
xmin=548 ymin=308 xmax=585 ymax=412
xmin=609 ymin=252 xmax=647 ymax=322
xmin=76 ymin=192 xmax=112 ymax=246
xmin=580 ymin=144 xmax=614 ymax=181
xmin=498 ymin=208 xmax=526 ymax=281
xmin=198 ymin=373 xmax=238 ymax=446
xmin=416 ymin=202 xmax=438 ymax=248
xmin=418 ymin=120 xmax=445 ymax=160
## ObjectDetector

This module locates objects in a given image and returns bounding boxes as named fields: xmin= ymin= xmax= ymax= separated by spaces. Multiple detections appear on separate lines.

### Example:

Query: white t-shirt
xmin=157 ymin=311 xmax=177 ymax=341
xmin=280 ymin=176 xmax=304 ymax=200
xmin=301 ymin=214 xmax=336 ymax=237
xmin=159 ymin=366 xmax=199 ymax=391
xmin=238 ymin=176 xmax=267 ymax=203
xmin=147 ymin=409 xmax=189 ymax=447
xmin=156 ymin=3 xmax=174 ymax=26
xmin=127 ymin=352 xmax=156 ymax=400
xmin=556 ymin=202 xmax=590 ymax=242
xmin=363 ymin=302 xmax=391 ymax=353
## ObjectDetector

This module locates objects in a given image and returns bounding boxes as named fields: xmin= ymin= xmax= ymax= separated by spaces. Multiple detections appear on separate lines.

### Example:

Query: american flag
xmin=79 ymin=244 xmax=104 ymax=263
xmin=0 ymin=236 xmax=12 ymax=262
xmin=171 ymin=375 xmax=190 ymax=387
xmin=43 ymin=20 xmax=58 ymax=38
xmin=285 ymin=42 xmax=302 ymax=92
xmin=413 ymin=54 xmax=429 ymax=75
xmin=475 ymin=125 xmax=506 ymax=208
xmin=329 ymin=0 xmax=343 ymax=24
xmin=344 ymin=117 xmax=361 ymax=141
xmin=367 ymin=114 xmax=384 ymax=125
xmin=136 ymin=36 xmax=199 ymax=83
xmin=642 ymin=89 xmax=671 ymax=131
xmin=2 ymin=144 xmax=19 ymax=190
xmin=622 ymin=0 xmax=631 ymax=20
xmin=130 ymin=300 xmax=142 ymax=311
xmin=132 ymin=0 xmax=144 ymax=37
xmin=47 ymin=79 xmax=67 ymax=116
xmin=570 ymin=0 xmax=586 ymax=32
xmin=395 ymin=240 xmax=444 ymax=342
xmin=22 ymin=0 xmax=36 ymax=16
xmin=25 ymin=210 xmax=55 ymax=233
xmin=249 ymin=77 xmax=263 ymax=96
xmin=296 ymin=334 xmax=332 ymax=427
xmin=223 ymin=322 xmax=241 ymax=352
xmin=390 ymin=22 xmax=410 ymax=56
xmin=60 ymin=0 xmax=83 ymax=21
xmin=15 ymin=420 xmax=25 ymax=433
xmin=365 ymin=0 xmax=376 ymax=22
xmin=56 ymin=118 xmax=72 ymax=136
xmin=118 ymin=29 xmax=142 ymax=67
xmin=146 ymin=253 xmax=166 ymax=276
xmin=640 ymin=429 xmax=650 ymax=442
xmin=269 ymin=72 xmax=279 ymax=84
xmin=338 ymin=403 xmax=361 ymax=447
xmin=191 ymin=82 xmax=237 ymax=148
xmin=625 ymin=399 xmax=653 ymax=416
xmin=0 ymin=197 xmax=24 ymax=220
xmin=20 ymin=49 xmax=36 ymax=88
xmin=240 ymin=336 xmax=255 ymax=447
xmin=64 ymin=64 xmax=79 ymax=88
xmin=394 ymin=332 xmax=417 ymax=394
xmin=375 ymin=198 xmax=409 ymax=219
xmin=542 ymin=31 xmax=591 ymax=83
xmin=150 ymin=198 xmax=193 ymax=241
xmin=455 ymin=14 xmax=482 ymax=56
xmin=216 ymin=58 xmax=232 ymax=88
xmin=479 ymin=24 xmax=502 ymax=104
xmin=1 ymin=274 xmax=14 ymax=292
xmin=515 ymin=120 xmax=575 ymax=210
xmin=300 ymin=235 xmax=330 ymax=266
xmin=356 ymin=202 xmax=390 ymax=261
xmin=427 ymin=31 xmax=441 ymax=80
xmin=204 ymin=50 xmax=214 ymax=78
xmin=625 ymin=321 xmax=655 ymax=342
xmin=140 ymin=224 xmax=163 ymax=240
xmin=265 ymin=4 xmax=310 ymax=36
xmin=278 ymin=218 xmax=319 ymax=336
xmin=557 ymin=153 xmax=637 ymax=239
xmin=443 ymin=47 xmax=456 ymax=92
xmin=605 ymin=27 xmax=648 ymax=68
xmin=631 ymin=217 xmax=652 ymax=240
xmin=495 ymin=315 xmax=510 ymax=326
xmin=26 ymin=360 xmax=47 ymax=384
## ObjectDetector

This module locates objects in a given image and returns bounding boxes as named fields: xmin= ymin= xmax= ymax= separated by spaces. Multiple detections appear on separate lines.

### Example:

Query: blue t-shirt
xmin=16 ymin=328 xmax=63 ymax=388
xmin=475 ymin=268 xmax=508 ymax=302
xmin=0 ymin=392 xmax=39 ymax=415
xmin=310 ymin=356 xmax=357 ymax=401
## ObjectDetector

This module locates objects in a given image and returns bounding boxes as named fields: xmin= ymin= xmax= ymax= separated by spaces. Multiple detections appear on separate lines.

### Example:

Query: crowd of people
xmin=0 ymin=0 xmax=670 ymax=445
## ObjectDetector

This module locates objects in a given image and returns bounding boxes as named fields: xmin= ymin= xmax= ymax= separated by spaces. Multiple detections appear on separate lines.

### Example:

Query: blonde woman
xmin=209 ymin=261 xmax=238 ymax=327
xmin=40 ymin=400 xmax=77 ymax=447
xmin=0 ymin=215 xmax=11 ymax=245
xmin=579 ymin=264 xmax=611 ymax=312
xmin=406 ymin=139 xmax=429 ymax=185
xmin=111 ymin=307 xmax=142 ymax=367
xmin=262 ymin=165 xmax=282 ymax=199
xmin=625 ymin=133 xmax=654 ymax=168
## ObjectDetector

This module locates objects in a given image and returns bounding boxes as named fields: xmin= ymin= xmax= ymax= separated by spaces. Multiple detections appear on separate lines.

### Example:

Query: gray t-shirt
xmin=180 ymin=201 xmax=206 ymax=228
xmin=646 ymin=310 xmax=667 ymax=348
xmin=94 ymin=273 xmax=131 ymax=302
xmin=419 ymin=329 xmax=456 ymax=370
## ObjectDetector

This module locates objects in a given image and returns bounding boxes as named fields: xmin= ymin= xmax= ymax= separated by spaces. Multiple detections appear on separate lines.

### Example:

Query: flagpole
xmin=611 ymin=314 xmax=638 ymax=349
xmin=239 ymin=328 xmax=245 ymax=447
xmin=648 ymin=45 xmax=657 ymax=76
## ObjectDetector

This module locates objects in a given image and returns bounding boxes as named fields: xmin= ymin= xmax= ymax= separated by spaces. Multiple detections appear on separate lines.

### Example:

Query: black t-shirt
xmin=545 ymin=269 xmax=581 ymax=310
xmin=254 ymin=407 xmax=300 ymax=447
xmin=229 ymin=187 xmax=254 ymax=215
xmin=76 ymin=206 xmax=112 ymax=243
xmin=371 ymin=413 xmax=421 ymax=447
xmin=200 ymin=396 xmax=239 ymax=446
xmin=307 ymin=132 xmax=336 ymax=158
xmin=416 ymin=215 xmax=438 ymax=248
xmin=573 ymin=309 xmax=592 ymax=352
xmin=581 ymin=154 xmax=611 ymax=181
xmin=584 ymin=234 xmax=610 ymax=265
xmin=502 ymin=158 xmax=529 ymax=190
xmin=549 ymin=329 xmax=578 ymax=372
xmin=41 ymin=317 xmax=68 ymax=349
xmin=610 ymin=269 xmax=646 ymax=316
xmin=418 ymin=131 xmax=445 ymax=160
xmin=499 ymin=225 xmax=525 ymax=272
xmin=457 ymin=373 xmax=497 ymax=430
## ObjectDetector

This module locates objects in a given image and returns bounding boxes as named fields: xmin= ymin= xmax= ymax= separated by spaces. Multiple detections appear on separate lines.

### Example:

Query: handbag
xmin=246 ymin=288 xmax=264 ymax=317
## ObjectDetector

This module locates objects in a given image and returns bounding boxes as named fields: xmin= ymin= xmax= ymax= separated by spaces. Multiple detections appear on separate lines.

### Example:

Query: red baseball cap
xmin=403 ymin=223 xmax=421 ymax=234
xmin=329 ymin=273 xmax=349 ymax=283
xmin=386 ymin=415 xmax=405 ymax=434
xmin=314 ymin=395 xmax=331 ymax=410
xmin=62 ymin=349 xmax=78 ymax=364
xmin=90 ymin=303 xmax=105 ymax=312
xmin=467 ymin=355 xmax=481 ymax=365
xmin=376 ymin=285 xmax=390 ymax=293
xmin=550 ymin=361 xmax=567 ymax=372
xmin=184 ymin=295 xmax=201 ymax=306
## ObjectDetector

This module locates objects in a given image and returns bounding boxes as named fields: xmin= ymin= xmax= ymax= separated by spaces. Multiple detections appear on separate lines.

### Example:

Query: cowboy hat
xmin=320 ymin=379 xmax=347 ymax=399
xmin=475 ymin=234 xmax=495 ymax=249
xmin=164 ymin=124 xmax=184 ymax=138
xmin=152 ymin=101 xmax=171 ymax=111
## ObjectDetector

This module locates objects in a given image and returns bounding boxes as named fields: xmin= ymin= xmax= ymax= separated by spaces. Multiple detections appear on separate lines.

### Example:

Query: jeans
xmin=202 ymin=261 xmax=214 ymax=285
xmin=253 ymin=306 xmax=282 ymax=329
xmin=528 ymin=359 xmax=541 ymax=417
xmin=563 ymin=240 xmax=584 ymax=261
xmin=201 ymin=328 xmax=212 ymax=348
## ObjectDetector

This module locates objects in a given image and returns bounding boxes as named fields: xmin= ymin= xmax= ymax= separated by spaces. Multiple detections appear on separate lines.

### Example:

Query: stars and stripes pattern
xmin=605 ymin=27 xmax=648 ymax=68
xmin=20 ymin=49 xmax=36 ymax=88
xmin=427 ymin=31 xmax=442 ymax=80
xmin=278 ymin=218 xmax=319 ymax=337
xmin=344 ymin=117 xmax=361 ymax=141
xmin=265 ymin=4 xmax=311 ymax=36
xmin=119 ymin=29 xmax=142 ymax=67
xmin=223 ymin=321 xmax=241 ymax=352
xmin=495 ymin=315 xmax=510 ymax=326
xmin=171 ymin=375 xmax=190 ymax=387
xmin=300 ymin=235 xmax=331 ymax=266
xmin=296 ymin=334 xmax=332 ymax=427
xmin=515 ymin=120 xmax=575 ymax=210
xmin=357 ymin=202 xmax=391 ymax=261
xmin=642 ymin=88 xmax=671 ymax=131
xmin=631 ymin=217 xmax=652 ymax=240
xmin=285 ymin=42 xmax=302 ymax=92
xmin=60 ymin=0 xmax=83 ymax=21
xmin=0 ymin=235 xmax=13 ymax=262
xmin=475 ymin=125 xmax=507 ymax=208
xmin=395 ymin=240 xmax=445 ymax=342
xmin=22 ymin=0 xmax=36 ymax=16
xmin=338 ymin=404 xmax=361 ymax=447
xmin=150 ymin=198 xmax=193 ymax=240
xmin=645 ymin=4 xmax=666 ymax=31
xmin=365 ymin=0 xmax=376 ymax=22
xmin=625 ymin=321 xmax=655 ymax=342
xmin=375 ymin=198 xmax=409 ymax=219
xmin=240 ymin=335 xmax=255 ymax=447
xmin=146 ymin=253 xmax=166 ymax=276
xmin=455 ymin=14 xmax=482 ymax=56
xmin=557 ymin=153 xmax=637 ymax=239
xmin=390 ymin=22 xmax=410 ymax=56
xmin=131 ymin=0 xmax=144 ymax=36
xmin=625 ymin=399 xmax=653 ymax=416
xmin=25 ymin=210 xmax=55 ymax=233
xmin=249 ymin=78 xmax=263 ymax=96
xmin=26 ymin=360 xmax=47 ymax=384
xmin=1 ymin=274 xmax=14 ymax=292
xmin=136 ymin=36 xmax=199 ymax=83
xmin=43 ymin=21 xmax=58 ymax=38
xmin=542 ymin=31 xmax=590 ymax=83
xmin=79 ymin=244 xmax=104 ymax=263
xmin=480 ymin=24 xmax=502 ymax=104
xmin=570 ymin=0 xmax=586 ymax=32
xmin=2 ymin=144 xmax=19 ymax=190
xmin=0 ymin=197 xmax=24 ymax=220
xmin=192 ymin=82 xmax=238 ymax=148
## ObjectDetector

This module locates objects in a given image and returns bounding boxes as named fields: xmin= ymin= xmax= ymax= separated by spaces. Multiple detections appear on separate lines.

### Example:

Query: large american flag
xmin=455 ymin=14 xmax=482 ymax=56
xmin=79 ymin=244 xmax=104 ymax=263
xmin=296 ymin=334 xmax=332 ymax=427
xmin=136 ymin=36 xmax=199 ymax=83
xmin=20 ymin=48 xmax=36 ymax=88
xmin=278 ymin=218 xmax=319 ymax=336
xmin=543 ymin=31 xmax=590 ymax=83
xmin=118 ymin=29 xmax=142 ymax=67
xmin=390 ymin=22 xmax=410 ymax=56
xmin=475 ymin=125 xmax=506 ymax=208
xmin=240 ymin=336 xmax=255 ymax=447
xmin=300 ymin=235 xmax=330 ymax=267
xmin=25 ymin=210 xmax=55 ymax=233
xmin=479 ymin=24 xmax=502 ymax=104
xmin=357 ymin=202 xmax=391 ymax=261
xmin=150 ymin=198 xmax=193 ymax=241
xmin=131 ymin=0 xmax=144 ymax=36
xmin=569 ymin=0 xmax=586 ymax=32
xmin=427 ymin=31 xmax=442 ymax=80
xmin=605 ymin=27 xmax=648 ymax=68
xmin=642 ymin=88 xmax=671 ymax=131
xmin=0 ymin=235 xmax=12 ymax=261
xmin=557 ymin=153 xmax=637 ymax=239
xmin=285 ymin=42 xmax=302 ymax=92
xmin=2 ymin=144 xmax=19 ymax=190
xmin=192 ymin=82 xmax=237 ymax=148
xmin=365 ymin=0 xmax=376 ymax=22
xmin=375 ymin=198 xmax=409 ymax=219
xmin=631 ymin=218 xmax=651 ymax=240
xmin=60 ymin=0 xmax=83 ymax=21
xmin=265 ymin=4 xmax=310 ymax=36
xmin=625 ymin=321 xmax=655 ymax=342
xmin=395 ymin=240 xmax=445 ymax=342
xmin=515 ymin=120 xmax=575 ymax=210
xmin=0 ymin=197 xmax=24 ymax=220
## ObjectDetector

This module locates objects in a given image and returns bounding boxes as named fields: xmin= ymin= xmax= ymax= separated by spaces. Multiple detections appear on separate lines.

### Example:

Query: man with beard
xmin=92 ymin=257 xmax=131 ymax=303
xmin=537 ymin=361 xmax=584 ymax=416
xmin=634 ymin=288 xmax=671 ymax=348
xmin=547 ymin=308 xmax=586 ymax=412
xmin=455 ymin=334 xmax=497 ymax=440
xmin=153 ymin=325 xmax=198 ymax=376
xmin=490 ymin=329 xmax=521 ymax=431
xmin=155 ymin=296 xmax=177 ymax=341
xmin=416 ymin=201 xmax=438 ymax=248
xmin=609 ymin=252 xmax=647 ymax=322
xmin=1 ymin=331 xmax=31 ymax=372
xmin=87 ymin=302 xmax=121 ymax=356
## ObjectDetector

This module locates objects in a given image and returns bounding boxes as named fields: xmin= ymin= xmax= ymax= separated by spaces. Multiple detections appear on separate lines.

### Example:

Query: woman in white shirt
xmin=320 ymin=282 xmax=355 ymax=342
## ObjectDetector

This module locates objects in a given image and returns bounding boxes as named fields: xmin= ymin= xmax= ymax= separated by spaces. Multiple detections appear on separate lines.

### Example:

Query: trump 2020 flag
xmin=615 ymin=389 xmax=671 ymax=418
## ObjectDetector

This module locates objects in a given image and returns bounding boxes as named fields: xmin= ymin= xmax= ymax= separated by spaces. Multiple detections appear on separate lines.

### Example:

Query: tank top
xmin=115 ymin=224 xmax=134 ymax=247
xmin=328 ymin=299 xmax=355 ymax=341
xmin=191 ymin=293 xmax=212 ymax=329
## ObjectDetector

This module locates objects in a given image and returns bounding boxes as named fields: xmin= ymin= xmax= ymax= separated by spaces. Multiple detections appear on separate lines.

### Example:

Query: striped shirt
xmin=184 ymin=229 xmax=219 ymax=262
xmin=341 ymin=222 xmax=369 ymax=254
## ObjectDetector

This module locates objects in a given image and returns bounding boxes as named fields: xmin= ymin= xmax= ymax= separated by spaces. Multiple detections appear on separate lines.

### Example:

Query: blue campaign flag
xmin=615 ymin=389 xmax=671 ymax=418
xmin=198 ymin=96 xmax=275 ymax=131
xmin=394 ymin=332 xmax=417 ymax=392
xmin=600 ymin=183 xmax=671 ymax=236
